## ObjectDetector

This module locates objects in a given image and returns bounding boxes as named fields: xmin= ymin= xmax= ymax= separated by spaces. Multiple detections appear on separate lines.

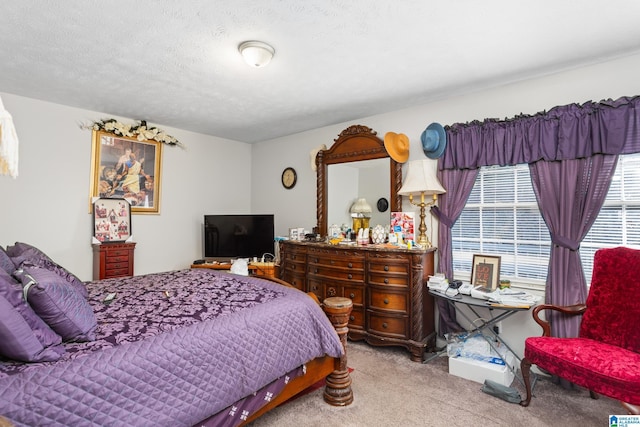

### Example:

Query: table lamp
xmin=350 ymin=198 xmax=372 ymax=235
xmin=398 ymin=160 xmax=446 ymax=247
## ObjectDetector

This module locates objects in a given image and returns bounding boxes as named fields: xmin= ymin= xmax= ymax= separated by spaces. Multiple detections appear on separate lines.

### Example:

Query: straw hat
xmin=421 ymin=122 xmax=447 ymax=159
xmin=383 ymin=132 xmax=409 ymax=163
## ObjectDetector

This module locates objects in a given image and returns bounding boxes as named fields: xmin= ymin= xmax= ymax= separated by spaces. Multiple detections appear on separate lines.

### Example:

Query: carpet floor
xmin=249 ymin=341 xmax=623 ymax=426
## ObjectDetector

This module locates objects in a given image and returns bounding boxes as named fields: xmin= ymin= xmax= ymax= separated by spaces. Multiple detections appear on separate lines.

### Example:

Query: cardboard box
xmin=448 ymin=353 xmax=515 ymax=386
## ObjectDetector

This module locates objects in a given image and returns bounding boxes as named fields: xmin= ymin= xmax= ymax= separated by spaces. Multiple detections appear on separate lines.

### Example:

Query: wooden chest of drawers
xmin=279 ymin=240 xmax=435 ymax=362
xmin=92 ymin=242 xmax=136 ymax=280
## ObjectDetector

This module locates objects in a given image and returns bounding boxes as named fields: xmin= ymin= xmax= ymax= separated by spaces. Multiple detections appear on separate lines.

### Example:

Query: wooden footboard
xmin=239 ymin=278 xmax=354 ymax=425
xmin=241 ymin=355 xmax=336 ymax=425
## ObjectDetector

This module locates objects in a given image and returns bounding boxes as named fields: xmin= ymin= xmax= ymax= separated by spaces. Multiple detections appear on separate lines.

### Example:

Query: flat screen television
xmin=204 ymin=214 xmax=275 ymax=261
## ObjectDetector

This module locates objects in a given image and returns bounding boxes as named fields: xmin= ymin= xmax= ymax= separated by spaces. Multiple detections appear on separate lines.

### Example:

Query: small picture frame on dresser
xmin=92 ymin=197 xmax=132 ymax=243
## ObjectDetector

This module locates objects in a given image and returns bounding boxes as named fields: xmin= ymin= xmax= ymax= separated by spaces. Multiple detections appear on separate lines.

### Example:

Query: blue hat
xmin=421 ymin=122 xmax=446 ymax=159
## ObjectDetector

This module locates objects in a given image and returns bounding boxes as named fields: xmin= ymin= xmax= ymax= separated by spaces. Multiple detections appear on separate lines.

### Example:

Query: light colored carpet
xmin=249 ymin=341 xmax=622 ymax=426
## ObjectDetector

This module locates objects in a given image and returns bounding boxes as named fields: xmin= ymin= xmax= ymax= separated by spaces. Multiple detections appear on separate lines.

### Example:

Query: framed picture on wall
xmin=471 ymin=254 xmax=501 ymax=290
xmin=93 ymin=198 xmax=132 ymax=243
xmin=89 ymin=130 xmax=163 ymax=214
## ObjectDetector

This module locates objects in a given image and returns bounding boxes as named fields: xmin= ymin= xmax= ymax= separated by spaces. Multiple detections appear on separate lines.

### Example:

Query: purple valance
xmin=440 ymin=96 xmax=640 ymax=170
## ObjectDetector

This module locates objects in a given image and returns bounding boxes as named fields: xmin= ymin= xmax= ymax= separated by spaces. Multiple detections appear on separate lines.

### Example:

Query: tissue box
xmin=448 ymin=353 xmax=515 ymax=386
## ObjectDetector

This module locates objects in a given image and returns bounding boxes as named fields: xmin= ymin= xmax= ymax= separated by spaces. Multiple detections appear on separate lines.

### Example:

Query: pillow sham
xmin=0 ymin=246 xmax=15 ymax=275
xmin=0 ymin=269 xmax=64 ymax=362
xmin=14 ymin=265 xmax=97 ymax=342
xmin=6 ymin=242 xmax=88 ymax=298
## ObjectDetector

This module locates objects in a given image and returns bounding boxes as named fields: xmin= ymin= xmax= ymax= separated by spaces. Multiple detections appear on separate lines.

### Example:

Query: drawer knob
xmin=384 ymin=265 xmax=389 ymax=271
xmin=328 ymin=287 xmax=336 ymax=297
xmin=383 ymin=298 xmax=389 ymax=304
xmin=349 ymin=292 xmax=355 ymax=299
xmin=330 ymin=260 xmax=335 ymax=265
xmin=314 ymin=268 xmax=318 ymax=274
xmin=348 ymin=262 xmax=353 ymax=268
xmin=349 ymin=315 xmax=355 ymax=321
xmin=348 ymin=274 xmax=353 ymax=279
xmin=382 ymin=322 xmax=388 ymax=329
xmin=384 ymin=278 xmax=389 ymax=284
xmin=292 ymin=265 xmax=296 ymax=270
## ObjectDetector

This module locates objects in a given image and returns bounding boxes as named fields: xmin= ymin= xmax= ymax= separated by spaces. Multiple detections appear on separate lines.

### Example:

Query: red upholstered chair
xmin=520 ymin=246 xmax=640 ymax=414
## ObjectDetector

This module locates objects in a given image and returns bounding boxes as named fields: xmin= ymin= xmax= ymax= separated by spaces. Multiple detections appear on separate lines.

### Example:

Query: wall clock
xmin=281 ymin=167 xmax=297 ymax=189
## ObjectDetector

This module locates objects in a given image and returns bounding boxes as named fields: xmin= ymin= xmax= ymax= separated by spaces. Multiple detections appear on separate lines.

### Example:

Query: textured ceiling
xmin=2 ymin=1 xmax=640 ymax=143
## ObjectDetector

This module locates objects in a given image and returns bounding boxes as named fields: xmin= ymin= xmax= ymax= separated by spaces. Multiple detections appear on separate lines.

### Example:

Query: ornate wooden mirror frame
xmin=316 ymin=124 xmax=402 ymax=236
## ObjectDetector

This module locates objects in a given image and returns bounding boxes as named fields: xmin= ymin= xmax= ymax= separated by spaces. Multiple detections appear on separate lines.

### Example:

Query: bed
xmin=0 ymin=243 xmax=347 ymax=427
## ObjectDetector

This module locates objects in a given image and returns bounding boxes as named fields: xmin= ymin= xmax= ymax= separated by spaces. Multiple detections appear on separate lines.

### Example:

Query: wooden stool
xmin=322 ymin=296 xmax=354 ymax=406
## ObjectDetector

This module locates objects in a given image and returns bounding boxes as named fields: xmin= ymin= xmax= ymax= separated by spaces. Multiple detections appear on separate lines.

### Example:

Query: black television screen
xmin=204 ymin=214 xmax=275 ymax=260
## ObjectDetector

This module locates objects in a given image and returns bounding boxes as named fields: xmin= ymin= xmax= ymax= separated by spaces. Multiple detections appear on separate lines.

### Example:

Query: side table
xmin=93 ymin=242 xmax=135 ymax=280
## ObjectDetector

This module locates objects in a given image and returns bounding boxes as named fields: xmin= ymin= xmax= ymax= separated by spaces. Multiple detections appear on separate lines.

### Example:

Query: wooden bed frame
xmin=240 ymin=277 xmax=354 ymax=425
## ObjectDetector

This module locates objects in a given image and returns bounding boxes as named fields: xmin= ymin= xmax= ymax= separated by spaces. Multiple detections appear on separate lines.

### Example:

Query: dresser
xmin=92 ymin=242 xmax=136 ymax=280
xmin=279 ymin=240 xmax=435 ymax=362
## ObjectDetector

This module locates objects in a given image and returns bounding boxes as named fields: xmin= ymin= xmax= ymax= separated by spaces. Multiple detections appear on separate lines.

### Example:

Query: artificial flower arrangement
xmin=84 ymin=119 xmax=182 ymax=147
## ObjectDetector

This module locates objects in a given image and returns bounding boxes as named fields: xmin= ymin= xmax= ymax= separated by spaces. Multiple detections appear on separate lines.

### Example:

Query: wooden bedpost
xmin=322 ymin=296 xmax=354 ymax=406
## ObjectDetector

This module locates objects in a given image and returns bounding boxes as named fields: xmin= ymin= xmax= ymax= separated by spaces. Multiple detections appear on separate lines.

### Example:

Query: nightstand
xmin=93 ymin=242 xmax=136 ymax=280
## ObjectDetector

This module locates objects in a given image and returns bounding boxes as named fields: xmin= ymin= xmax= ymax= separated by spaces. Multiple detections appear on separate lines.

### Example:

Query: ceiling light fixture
xmin=238 ymin=41 xmax=275 ymax=68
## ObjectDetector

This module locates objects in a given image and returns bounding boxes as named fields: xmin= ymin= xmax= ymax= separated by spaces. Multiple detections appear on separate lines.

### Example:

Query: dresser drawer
xmin=105 ymin=249 xmax=131 ymax=258
xmin=366 ymin=311 xmax=408 ymax=339
xmin=104 ymin=268 xmax=131 ymax=278
xmin=282 ymin=260 xmax=306 ymax=274
xmin=368 ymin=260 xmax=410 ymax=275
xmin=105 ymin=255 xmax=130 ymax=264
xmin=282 ymin=251 xmax=306 ymax=262
xmin=342 ymin=285 xmax=364 ymax=304
xmin=105 ymin=261 xmax=131 ymax=271
xmin=368 ymin=273 xmax=409 ymax=288
xmin=282 ymin=271 xmax=306 ymax=291
xmin=308 ymin=255 xmax=365 ymax=270
xmin=308 ymin=265 xmax=364 ymax=282
xmin=368 ymin=288 xmax=408 ymax=313
xmin=348 ymin=306 xmax=365 ymax=328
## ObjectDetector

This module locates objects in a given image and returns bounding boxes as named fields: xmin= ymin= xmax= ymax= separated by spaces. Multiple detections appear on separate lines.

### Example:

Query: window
xmin=451 ymin=153 xmax=640 ymax=288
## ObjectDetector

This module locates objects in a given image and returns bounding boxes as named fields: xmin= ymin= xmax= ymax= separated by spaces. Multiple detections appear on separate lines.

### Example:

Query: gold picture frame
xmin=471 ymin=254 xmax=501 ymax=290
xmin=89 ymin=130 xmax=162 ymax=214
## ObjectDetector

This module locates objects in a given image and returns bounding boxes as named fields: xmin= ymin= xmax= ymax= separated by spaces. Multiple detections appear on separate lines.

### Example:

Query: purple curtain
xmin=529 ymin=154 xmax=618 ymax=338
xmin=431 ymin=167 xmax=479 ymax=335
xmin=440 ymin=96 xmax=640 ymax=171
xmin=436 ymin=95 xmax=640 ymax=340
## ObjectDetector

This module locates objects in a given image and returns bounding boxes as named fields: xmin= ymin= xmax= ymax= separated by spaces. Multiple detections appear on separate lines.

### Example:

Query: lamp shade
xmin=398 ymin=160 xmax=446 ymax=196
xmin=350 ymin=198 xmax=372 ymax=214
xmin=238 ymin=41 xmax=275 ymax=68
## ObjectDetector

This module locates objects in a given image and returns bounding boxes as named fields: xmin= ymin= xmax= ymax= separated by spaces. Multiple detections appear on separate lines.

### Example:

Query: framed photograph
xmin=89 ymin=130 xmax=162 ymax=214
xmin=471 ymin=254 xmax=501 ymax=290
xmin=93 ymin=198 xmax=132 ymax=243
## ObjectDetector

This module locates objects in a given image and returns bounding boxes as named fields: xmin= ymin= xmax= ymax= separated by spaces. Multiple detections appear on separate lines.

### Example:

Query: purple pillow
xmin=0 ymin=269 xmax=64 ymax=362
xmin=14 ymin=265 xmax=97 ymax=342
xmin=6 ymin=242 xmax=88 ymax=298
xmin=0 ymin=246 xmax=15 ymax=275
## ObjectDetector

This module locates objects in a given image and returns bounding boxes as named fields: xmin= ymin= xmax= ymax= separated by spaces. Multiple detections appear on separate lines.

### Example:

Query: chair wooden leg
xmin=519 ymin=357 xmax=534 ymax=407
xmin=589 ymin=390 xmax=600 ymax=400
xmin=621 ymin=401 xmax=640 ymax=415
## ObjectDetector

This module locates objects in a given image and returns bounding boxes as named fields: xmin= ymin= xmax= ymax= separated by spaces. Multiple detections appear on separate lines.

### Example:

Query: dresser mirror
xmin=316 ymin=124 xmax=402 ymax=237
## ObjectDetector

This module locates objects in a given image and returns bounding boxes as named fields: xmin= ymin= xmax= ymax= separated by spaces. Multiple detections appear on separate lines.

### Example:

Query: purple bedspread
xmin=0 ymin=269 xmax=343 ymax=426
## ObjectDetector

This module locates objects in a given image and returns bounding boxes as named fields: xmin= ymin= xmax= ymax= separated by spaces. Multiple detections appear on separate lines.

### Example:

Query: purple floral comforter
xmin=0 ymin=269 xmax=343 ymax=426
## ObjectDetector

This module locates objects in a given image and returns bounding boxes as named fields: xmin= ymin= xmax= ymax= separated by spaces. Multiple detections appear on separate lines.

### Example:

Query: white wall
xmin=0 ymin=93 xmax=253 ymax=280
xmin=3 ymin=51 xmax=640 ymax=357
xmin=250 ymin=51 xmax=640 ymax=357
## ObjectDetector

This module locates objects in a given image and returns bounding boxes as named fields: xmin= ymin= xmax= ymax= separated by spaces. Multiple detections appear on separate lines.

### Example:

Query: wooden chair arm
xmin=532 ymin=303 xmax=586 ymax=337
